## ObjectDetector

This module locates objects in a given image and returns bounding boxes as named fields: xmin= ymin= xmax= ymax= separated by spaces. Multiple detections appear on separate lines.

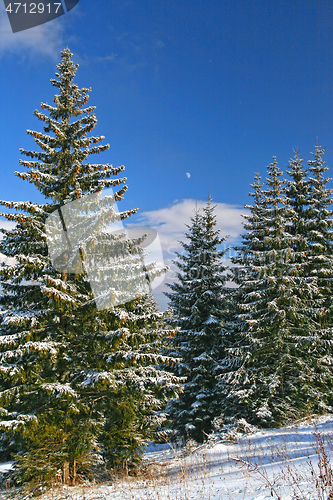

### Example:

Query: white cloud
xmin=136 ymin=198 xmax=245 ymax=252
xmin=132 ymin=199 xmax=247 ymax=310
xmin=0 ymin=5 xmax=65 ymax=59
xmin=0 ymin=219 xmax=16 ymax=232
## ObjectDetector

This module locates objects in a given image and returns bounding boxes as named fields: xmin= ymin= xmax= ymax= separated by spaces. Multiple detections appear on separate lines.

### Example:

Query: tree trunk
xmin=63 ymin=461 xmax=69 ymax=485
xmin=72 ymin=458 xmax=76 ymax=485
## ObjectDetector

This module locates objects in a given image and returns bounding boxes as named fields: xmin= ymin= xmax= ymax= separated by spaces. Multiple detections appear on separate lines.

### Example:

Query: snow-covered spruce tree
xmin=164 ymin=198 xmax=229 ymax=443
xmin=0 ymin=48 xmax=178 ymax=484
xmin=306 ymin=145 xmax=333 ymax=329
xmin=219 ymin=171 xmax=267 ymax=422
xmin=282 ymin=149 xmax=333 ymax=416
xmin=283 ymin=149 xmax=325 ymax=324
xmin=222 ymin=156 xmax=333 ymax=427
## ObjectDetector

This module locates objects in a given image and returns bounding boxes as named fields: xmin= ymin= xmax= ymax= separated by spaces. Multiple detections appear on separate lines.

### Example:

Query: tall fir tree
xmin=307 ymin=145 xmax=333 ymax=328
xmin=222 ymin=154 xmax=333 ymax=427
xmin=283 ymin=149 xmax=324 ymax=328
xmin=0 ymin=48 xmax=178 ymax=484
xmin=165 ymin=198 xmax=229 ymax=443
xmin=282 ymin=148 xmax=333 ymax=415
xmin=220 ymin=171 xmax=267 ymax=422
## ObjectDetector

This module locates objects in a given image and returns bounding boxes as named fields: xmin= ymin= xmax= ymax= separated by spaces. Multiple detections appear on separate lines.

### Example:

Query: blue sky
xmin=0 ymin=0 xmax=333 ymax=308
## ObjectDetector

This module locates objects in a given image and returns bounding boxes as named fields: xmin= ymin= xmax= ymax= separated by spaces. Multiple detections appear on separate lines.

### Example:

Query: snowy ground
xmin=2 ymin=414 xmax=333 ymax=499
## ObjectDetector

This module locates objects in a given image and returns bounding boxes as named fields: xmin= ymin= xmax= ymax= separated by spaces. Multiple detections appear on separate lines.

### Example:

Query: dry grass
xmin=2 ymin=417 xmax=333 ymax=500
xmin=235 ymin=426 xmax=333 ymax=499
xmin=0 ymin=445 xmax=229 ymax=500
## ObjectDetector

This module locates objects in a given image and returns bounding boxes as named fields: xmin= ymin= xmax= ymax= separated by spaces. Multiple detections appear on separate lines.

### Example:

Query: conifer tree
xmin=307 ymin=145 xmax=333 ymax=327
xmin=220 ymin=171 xmax=267 ymax=421
xmin=165 ymin=199 xmax=229 ymax=443
xmin=0 ymin=48 xmax=178 ymax=484
xmin=283 ymin=149 xmax=324 ymax=331
xmin=222 ymin=155 xmax=333 ymax=427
